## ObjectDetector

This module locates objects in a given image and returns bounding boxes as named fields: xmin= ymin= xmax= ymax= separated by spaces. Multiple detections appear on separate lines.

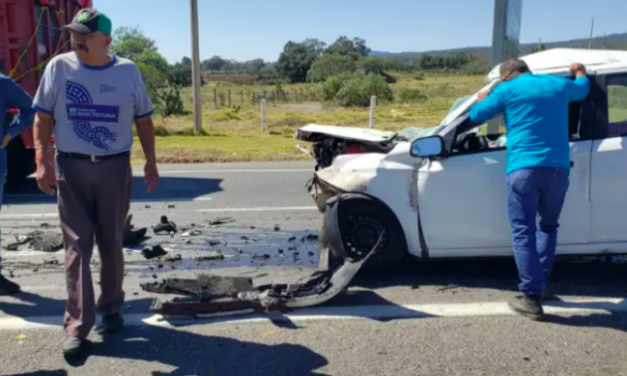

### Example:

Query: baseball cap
xmin=61 ymin=8 xmax=112 ymax=36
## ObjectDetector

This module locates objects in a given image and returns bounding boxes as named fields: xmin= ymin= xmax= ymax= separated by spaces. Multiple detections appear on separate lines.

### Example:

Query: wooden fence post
xmin=228 ymin=89 xmax=231 ymax=107
xmin=369 ymin=95 xmax=377 ymax=129
xmin=240 ymin=90 xmax=244 ymax=104
xmin=260 ymin=99 xmax=267 ymax=132
xmin=252 ymin=91 xmax=256 ymax=105
xmin=213 ymin=87 xmax=218 ymax=108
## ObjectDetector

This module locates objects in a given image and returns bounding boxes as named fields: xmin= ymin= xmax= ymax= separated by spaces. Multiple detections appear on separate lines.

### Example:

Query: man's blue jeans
xmin=0 ymin=172 xmax=5 ymax=272
xmin=506 ymin=167 xmax=570 ymax=296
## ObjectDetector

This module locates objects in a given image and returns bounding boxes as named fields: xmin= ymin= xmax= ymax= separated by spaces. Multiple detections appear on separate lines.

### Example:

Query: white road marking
xmin=132 ymin=169 xmax=312 ymax=175
xmin=0 ymin=298 xmax=624 ymax=331
xmin=0 ymin=205 xmax=317 ymax=219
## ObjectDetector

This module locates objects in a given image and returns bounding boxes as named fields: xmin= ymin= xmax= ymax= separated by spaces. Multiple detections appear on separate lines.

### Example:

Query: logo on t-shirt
xmin=99 ymin=84 xmax=117 ymax=94
xmin=66 ymin=103 xmax=120 ymax=123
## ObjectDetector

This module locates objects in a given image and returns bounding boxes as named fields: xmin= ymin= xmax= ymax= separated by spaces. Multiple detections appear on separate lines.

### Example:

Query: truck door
xmin=590 ymin=73 xmax=627 ymax=244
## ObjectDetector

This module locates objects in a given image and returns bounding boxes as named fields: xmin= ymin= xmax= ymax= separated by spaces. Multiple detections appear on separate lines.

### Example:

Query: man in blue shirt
xmin=0 ymin=74 xmax=35 ymax=295
xmin=469 ymin=59 xmax=590 ymax=320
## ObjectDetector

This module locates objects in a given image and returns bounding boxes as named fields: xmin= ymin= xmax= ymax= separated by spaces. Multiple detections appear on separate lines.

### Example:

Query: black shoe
xmin=541 ymin=286 xmax=560 ymax=302
xmin=63 ymin=337 xmax=88 ymax=356
xmin=508 ymin=294 xmax=545 ymax=321
xmin=0 ymin=274 xmax=20 ymax=295
xmin=98 ymin=313 xmax=124 ymax=334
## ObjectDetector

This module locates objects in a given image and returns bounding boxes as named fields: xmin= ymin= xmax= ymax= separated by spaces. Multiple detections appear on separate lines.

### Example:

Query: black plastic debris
xmin=196 ymin=253 xmax=225 ymax=262
xmin=208 ymin=217 xmax=235 ymax=226
xmin=123 ymin=214 xmax=149 ymax=246
xmin=166 ymin=254 xmax=182 ymax=262
xmin=302 ymin=234 xmax=319 ymax=242
xmin=30 ymin=232 xmax=64 ymax=253
xmin=141 ymin=245 xmax=168 ymax=260
xmin=40 ymin=223 xmax=52 ymax=228
xmin=274 ymin=225 xmax=280 ymax=231
xmin=253 ymin=254 xmax=271 ymax=261
xmin=288 ymin=237 xmax=297 ymax=242
xmin=168 ymin=205 xmax=176 ymax=209
xmin=154 ymin=215 xmax=177 ymax=235
xmin=207 ymin=240 xmax=221 ymax=247
xmin=43 ymin=259 xmax=59 ymax=265
xmin=308 ymin=251 xmax=315 ymax=257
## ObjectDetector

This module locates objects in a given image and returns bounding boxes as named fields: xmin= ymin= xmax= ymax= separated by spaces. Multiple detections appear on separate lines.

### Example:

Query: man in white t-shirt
xmin=32 ymin=8 xmax=159 ymax=356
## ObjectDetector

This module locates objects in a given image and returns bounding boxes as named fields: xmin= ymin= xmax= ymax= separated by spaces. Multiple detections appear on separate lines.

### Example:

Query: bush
xmin=318 ymin=73 xmax=393 ymax=107
xmin=156 ymin=85 xmax=185 ymax=116
xmin=307 ymin=54 xmax=357 ymax=82
xmin=396 ymin=88 xmax=427 ymax=103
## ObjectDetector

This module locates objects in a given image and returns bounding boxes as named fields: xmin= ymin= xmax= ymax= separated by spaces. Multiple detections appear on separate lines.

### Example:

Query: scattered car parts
xmin=141 ymin=194 xmax=385 ymax=318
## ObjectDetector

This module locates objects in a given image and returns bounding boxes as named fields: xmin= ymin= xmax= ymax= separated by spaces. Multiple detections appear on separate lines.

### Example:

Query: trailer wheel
xmin=6 ymin=135 xmax=35 ymax=183
xmin=325 ymin=194 xmax=407 ymax=271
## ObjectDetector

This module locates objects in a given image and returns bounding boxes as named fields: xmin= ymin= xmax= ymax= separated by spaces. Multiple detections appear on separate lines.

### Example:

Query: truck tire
xmin=6 ymin=135 xmax=35 ymax=183
xmin=322 ymin=193 xmax=408 ymax=271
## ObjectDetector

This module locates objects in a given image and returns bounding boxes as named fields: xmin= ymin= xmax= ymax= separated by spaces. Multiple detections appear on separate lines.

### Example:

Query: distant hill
xmin=371 ymin=32 xmax=627 ymax=59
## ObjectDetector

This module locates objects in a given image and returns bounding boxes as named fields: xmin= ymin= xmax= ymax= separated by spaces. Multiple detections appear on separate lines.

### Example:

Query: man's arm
xmin=135 ymin=116 xmax=156 ymax=164
xmin=33 ymin=112 xmax=53 ymax=159
xmin=567 ymin=63 xmax=590 ymax=102
xmin=1 ymin=76 xmax=35 ymax=139
xmin=469 ymin=86 xmax=505 ymax=124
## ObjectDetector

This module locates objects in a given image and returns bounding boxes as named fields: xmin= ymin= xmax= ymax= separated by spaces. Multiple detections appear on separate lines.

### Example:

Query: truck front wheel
xmin=6 ymin=135 xmax=35 ymax=183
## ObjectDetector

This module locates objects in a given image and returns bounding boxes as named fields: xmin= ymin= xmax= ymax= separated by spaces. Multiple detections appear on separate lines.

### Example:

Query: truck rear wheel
xmin=6 ymin=135 xmax=35 ymax=183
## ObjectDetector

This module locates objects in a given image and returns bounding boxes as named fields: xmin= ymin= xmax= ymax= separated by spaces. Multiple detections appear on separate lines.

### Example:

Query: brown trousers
xmin=55 ymin=152 xmax=132 ymax=338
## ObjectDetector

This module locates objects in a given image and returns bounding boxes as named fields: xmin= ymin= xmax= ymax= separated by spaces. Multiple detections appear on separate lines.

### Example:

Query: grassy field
xmin=132 ymin=72 xmax=487 ymax=164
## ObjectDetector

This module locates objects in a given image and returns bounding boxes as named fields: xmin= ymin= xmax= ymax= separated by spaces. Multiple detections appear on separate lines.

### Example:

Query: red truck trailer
xmin=1 ymin=0 xmax=92 ymax=182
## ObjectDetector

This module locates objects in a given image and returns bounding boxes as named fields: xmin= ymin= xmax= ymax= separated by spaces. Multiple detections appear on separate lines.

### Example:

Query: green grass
xmin=145 ymin=72 xmax=486 ymax=163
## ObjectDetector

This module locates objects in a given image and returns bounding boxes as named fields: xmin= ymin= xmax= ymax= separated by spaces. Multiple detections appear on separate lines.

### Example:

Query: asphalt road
xmin=0 ymin=161 xmax=626 ymax=376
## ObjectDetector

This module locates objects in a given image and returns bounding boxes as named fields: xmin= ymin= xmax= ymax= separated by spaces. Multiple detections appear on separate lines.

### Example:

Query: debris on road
xmin=43 ymin=259 xmax=59 ymax=266
xmin=206 ymin=240 xmax=221 ymax=246
xmin=302 ymin=234 xmax=318 ymax=242
xmin=274 ymin=225 xmax=280 ymax=231
xmin=252 ymin=254 xmax=271 ymax=261
xmin=165 ymin=254 xmax=183 ymax=263
xmin=123 ymin=214 xmax=149 ymax=246
xmin=154 ymin=215 xmax=177 ymax=235
xmin=208 ymin=217 xmax=235 ymax=226
xmin=141 ymin=245 xmax=168 ymax=260
xmin=181 ymin=230 xmax=202 ymax=237
xmin=195 ymin=253 xmax=225 ymax=262
xmin=29 ymin=232 xmax=64 ymax=253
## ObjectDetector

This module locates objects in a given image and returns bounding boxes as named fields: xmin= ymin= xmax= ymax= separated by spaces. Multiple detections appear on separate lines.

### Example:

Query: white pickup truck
xmin=296 ymin=48 xmax=627 ymax=270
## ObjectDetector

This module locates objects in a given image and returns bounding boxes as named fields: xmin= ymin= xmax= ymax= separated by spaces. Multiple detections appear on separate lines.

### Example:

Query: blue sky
xmin=97 ymin=0 xmax=627 ymax=64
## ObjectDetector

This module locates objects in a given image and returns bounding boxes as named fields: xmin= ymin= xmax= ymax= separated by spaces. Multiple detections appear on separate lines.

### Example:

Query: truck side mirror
xmin=410 ymin=136 xmax=445 ymax=158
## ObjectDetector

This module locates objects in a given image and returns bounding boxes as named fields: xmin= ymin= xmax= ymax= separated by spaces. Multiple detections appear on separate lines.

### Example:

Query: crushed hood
xmin=296 ymin=124 xmax=396 ymax=143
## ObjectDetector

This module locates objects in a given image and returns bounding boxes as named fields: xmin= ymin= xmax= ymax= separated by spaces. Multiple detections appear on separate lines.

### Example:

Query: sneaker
xmin=508 ymin=294 xmax=545 ymax=321
xmin=97 ymin=313 xmax=124 ymax=334
xmin=0 ymin=274 xmax=20 ymax=295
xmin=63 ymin=337 xmax=88 ymax=356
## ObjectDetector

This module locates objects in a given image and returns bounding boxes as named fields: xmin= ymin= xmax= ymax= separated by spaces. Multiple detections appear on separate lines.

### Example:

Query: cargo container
xmin=1 ymin=0 xmax=92 ymax=182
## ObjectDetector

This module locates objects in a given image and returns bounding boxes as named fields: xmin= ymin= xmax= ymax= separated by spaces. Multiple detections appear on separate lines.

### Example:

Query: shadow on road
xmin=3 ymin=176 xmax=224 ymax=205
xmin=352 ymin=255 xmax=627 ymax=300
xmin=0 ymin=294 xmax=330 ymax=375
xmin=79 ymin=325 xmax=330 ymax=376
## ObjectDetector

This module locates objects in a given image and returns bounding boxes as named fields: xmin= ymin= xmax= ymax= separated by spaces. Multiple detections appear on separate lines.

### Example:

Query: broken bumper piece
xmin=140 ymin=194 xmax=384 ymax=318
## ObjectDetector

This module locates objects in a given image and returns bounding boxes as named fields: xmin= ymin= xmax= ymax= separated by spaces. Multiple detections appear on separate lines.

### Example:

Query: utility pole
xmin=190 ymin=0 xmax=203 ymax=133
xmin=588 ymin=17 xmax=594 ymax=49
